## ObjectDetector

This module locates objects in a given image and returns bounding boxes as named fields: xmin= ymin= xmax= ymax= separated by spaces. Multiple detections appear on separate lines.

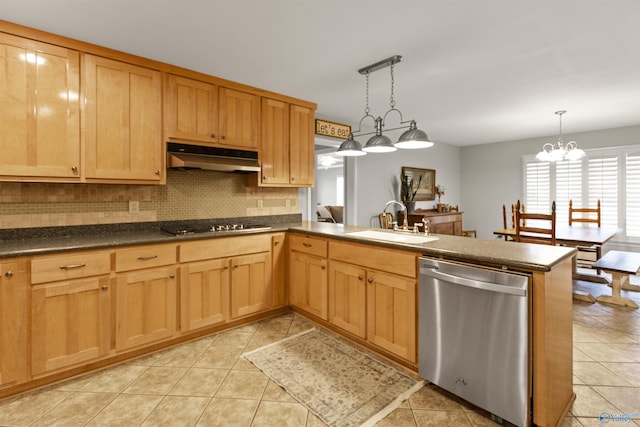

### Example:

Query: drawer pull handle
xmin=233 ymin=264 xmax=239 ymax=269
xmin=101 ymin=285 xmax=109 ymax=291
xmin=137 ymin=255 xmax=158 ymax=261
xmin=4 ymin=271 xmax=14 ymax=278
xmin=302 ymin=243 xmax=312 ymax=248
xmin=59 ymin=263 xmax=86 ymax=270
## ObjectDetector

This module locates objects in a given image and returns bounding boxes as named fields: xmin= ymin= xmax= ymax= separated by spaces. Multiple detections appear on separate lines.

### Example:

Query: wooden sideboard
xmin=397 ymin=210 xmax=463 ymax=236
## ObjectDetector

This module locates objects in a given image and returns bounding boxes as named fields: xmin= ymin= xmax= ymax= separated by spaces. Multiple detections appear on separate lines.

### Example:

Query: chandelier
xmin=335 ymin=55 xmax=433 ymax=157
xmin=536 ymin=110 xmax=585 ymax=162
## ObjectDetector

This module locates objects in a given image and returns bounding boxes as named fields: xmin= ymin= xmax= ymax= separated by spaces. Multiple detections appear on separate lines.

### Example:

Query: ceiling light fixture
xmin=336 ymin=55 xmax=433 ymax=156
xmin=536 ymin=110 xmax=585 ymax=162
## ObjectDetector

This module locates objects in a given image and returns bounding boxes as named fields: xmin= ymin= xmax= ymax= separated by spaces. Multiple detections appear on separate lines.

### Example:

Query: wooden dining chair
xmin=502 ymin=202 xmax=525 ymax=241
xmin=569 ymin=199 xmax=602 ymax=272
xmin=515 ymin=200 xmax=556 ymax=245
xmin=378 ymin=212 xmax=394 ymax=229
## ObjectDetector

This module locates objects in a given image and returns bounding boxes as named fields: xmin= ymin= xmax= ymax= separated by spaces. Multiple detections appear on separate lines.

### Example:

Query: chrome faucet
xmin=422 ymin=217 xmax=431 ymax=235
xmin=383 ymin=200 xmax=408 ymax=231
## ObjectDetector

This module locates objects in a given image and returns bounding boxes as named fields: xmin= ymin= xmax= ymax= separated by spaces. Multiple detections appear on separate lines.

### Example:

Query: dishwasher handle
xmin=421 ymin=266 xmax=527 ymax=297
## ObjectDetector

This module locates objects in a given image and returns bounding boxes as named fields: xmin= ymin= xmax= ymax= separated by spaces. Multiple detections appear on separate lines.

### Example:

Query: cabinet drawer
xmin=31 ymin=251 xmax=111 ymax=284
xmin=289 ymin=234 xmax=327 ymax=257
xmin=180 ymin=234 xmax=271 ymax=263
xmin=115 ymin=244 xmax=177 ymax=272
xmin=329 ymin=240 xmax=417 ymax=278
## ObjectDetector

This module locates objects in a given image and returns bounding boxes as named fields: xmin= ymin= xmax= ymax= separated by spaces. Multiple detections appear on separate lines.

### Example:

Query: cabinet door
xmin=0 ymin=33 xmax=80 ymax=180
xmin=230 ymin=252 xmax=272 ymax=318
xmin=165 ymin=74 xmax=218 ymax=144
xmin=271 ymin=233 xmax=287 ymax=308
xmin=329 ymin=261 xmax=366 ymax=338
xmin=115 ymin=266 xmax=177 ymax=351
xmin=31 ymin=276 xmax=111 ymax=375
xmin=289 ymin=251 xmax=328 ymax=320
xmin=218 ymin=87 xmax=259 ymax=149
xmin=0 ymin=261 xmax=27 ymax=387
xmin=82 ymin=54 xmax=162 ymax=182
xmin=289 ymin=104 xmax=314 ymax=186
xmin=260 ymin=98 xmax=290 ymax=185
xmin=366 ymin=270 xmax=416 ymax=363
xmin=180 ymin=259 xmax=230 ymax=332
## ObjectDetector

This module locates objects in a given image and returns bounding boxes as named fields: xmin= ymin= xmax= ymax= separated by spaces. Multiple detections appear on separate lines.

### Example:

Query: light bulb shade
xmin=395 ymin=126 xmax=433 ymax=149
xmin=363 ymin=134 xmax=397 ymax=152
xmin=335 ymin=135 xmax=366 ymax=157
xmin=565 ymin=146 xmax=586 ymax=161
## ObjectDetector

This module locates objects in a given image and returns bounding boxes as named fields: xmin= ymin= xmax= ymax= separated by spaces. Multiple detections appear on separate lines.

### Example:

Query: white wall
xmin=345 ymin=142 xmax=461 ymax=227
xmin=316 ymin=166 xmax=343 ymax=207
xmin=461 ymin=125 xmax=640 ymax=239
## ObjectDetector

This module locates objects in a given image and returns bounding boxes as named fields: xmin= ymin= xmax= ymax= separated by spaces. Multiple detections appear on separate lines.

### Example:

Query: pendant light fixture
xmin=336 ymin=55 xmax=433 ymax=156
xmin=536 ymin=110 xmax=586 ymax=162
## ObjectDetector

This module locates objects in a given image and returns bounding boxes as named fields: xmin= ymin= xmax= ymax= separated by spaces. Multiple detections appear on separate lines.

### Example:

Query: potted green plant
xmin=400 ymin=173 xmax=422 ymax=213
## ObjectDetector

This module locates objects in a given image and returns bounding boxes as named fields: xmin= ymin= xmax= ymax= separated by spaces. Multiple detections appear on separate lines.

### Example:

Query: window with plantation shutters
xmin=626 ymin=152 xmax=640 ymax=237
xmin=588 ymin=156 xmax=618 ymax=228
xmin=523 ymin=144 xmax=640 ymax=242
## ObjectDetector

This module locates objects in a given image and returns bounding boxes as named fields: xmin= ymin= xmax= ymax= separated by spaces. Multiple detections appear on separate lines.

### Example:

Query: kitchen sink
xmin=346 ymin=230 xmax=439 ymax=244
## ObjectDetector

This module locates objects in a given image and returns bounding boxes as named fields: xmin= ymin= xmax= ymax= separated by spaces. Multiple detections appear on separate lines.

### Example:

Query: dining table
xmin=494 ymin=224 xmax=622 ymax=302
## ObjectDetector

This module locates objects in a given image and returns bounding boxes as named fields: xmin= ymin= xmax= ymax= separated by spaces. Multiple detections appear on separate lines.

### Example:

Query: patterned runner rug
xmin=243 ymin=328 xmax=424 ymax=427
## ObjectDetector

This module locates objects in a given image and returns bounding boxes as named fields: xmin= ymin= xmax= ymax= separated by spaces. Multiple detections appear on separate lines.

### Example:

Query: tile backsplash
xmin=0 ymin=170 xmax=299 ymax=229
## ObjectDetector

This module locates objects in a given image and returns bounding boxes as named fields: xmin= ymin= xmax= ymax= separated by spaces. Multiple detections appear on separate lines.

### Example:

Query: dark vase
xmin=406 ymin=201 xmax=416 ymax=213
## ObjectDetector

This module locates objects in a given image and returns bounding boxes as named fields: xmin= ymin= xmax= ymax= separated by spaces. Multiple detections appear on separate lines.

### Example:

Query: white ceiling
xmin=2 ymin=0 xmax=639 ymax=147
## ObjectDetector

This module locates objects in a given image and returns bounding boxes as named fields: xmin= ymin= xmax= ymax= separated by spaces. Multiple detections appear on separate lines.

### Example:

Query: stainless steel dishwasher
xmin=419 ymin=257 xmax=531 ymax=427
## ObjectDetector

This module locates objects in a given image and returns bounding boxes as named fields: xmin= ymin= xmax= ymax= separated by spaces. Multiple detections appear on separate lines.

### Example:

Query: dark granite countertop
xmin=288 ymin=222 xmax=576 ymax=272
xmin=0 ymin=217 xmax=575 ymax=272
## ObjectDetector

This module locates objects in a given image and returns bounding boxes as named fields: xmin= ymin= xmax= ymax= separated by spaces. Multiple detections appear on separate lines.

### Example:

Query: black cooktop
xmin=161 ymin=223 xmax=271 ymax=236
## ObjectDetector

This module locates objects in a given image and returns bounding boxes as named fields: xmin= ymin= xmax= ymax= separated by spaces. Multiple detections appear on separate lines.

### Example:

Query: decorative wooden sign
xmin=315 ymin=119 xmax=351 ymax=139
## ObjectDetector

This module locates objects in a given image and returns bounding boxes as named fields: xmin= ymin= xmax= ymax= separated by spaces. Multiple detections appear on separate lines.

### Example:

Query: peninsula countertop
xmin=0 ymin=219 xmax=575 ymax=272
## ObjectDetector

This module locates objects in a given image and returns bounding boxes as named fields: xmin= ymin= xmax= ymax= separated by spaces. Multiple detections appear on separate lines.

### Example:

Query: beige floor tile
xmin=123 ymin=366 xmax=188 ymax=395
xmin=252 ymin=400 xmax=308 ymax=427
xmin=376 ymin=408 xmax=417 ymax=426
xmin=570 ymin=385 xmax=622 ymax=417
xmin=140 ymin=395 xmax=210 ymax=426
xmin=0 ymin=389 xmax=71 ymax=426
xmin=573 ymin=346 xmax=596 ymax=362
xmin=261 ymin=380 xmax=297 ymax=403
xmin=412 ymin=409 xmax=473 ymax=426
xmin=255 ymin=313 xmax=295 ymax=334
xmin=196 ymin=397 xmax=259 ymax=426
xmin=148 ymin=342 xmax=208 ymax=367
xmin=234 ymin=355 xmax=261 ymax=371
xmin=592 ymin=386 xmax=640 ymax=415
xmin=212 ymin=326 xmax=258 ymax=348
xmin=574 ymin=361 xmax=634 ymax=386
xmin=244 ymin=332 xmax=288 ymax=352
xmin=85 ymin=394 xmax=163 ymax=426
xmin=194 ymin=345 xmax=245 ymax=369
xmin=305 ymin=411 xmax=329 ymax=427
xmin=574 ymin=343 xmax=640 ymax=362
xmin=31 ymin=392 xmax=117 ymax=427
xmin=602 ymin=362 xmax=640 ymax=386
xmin=168 ymin=367 xmax=229 ymax=397
xmin=408 ymin=385 xmax=465 ymax=411
xmin=62 ymin=364 xmax=148 ymax=393
xmin=216 ymin=370 xmax=269 ymax=400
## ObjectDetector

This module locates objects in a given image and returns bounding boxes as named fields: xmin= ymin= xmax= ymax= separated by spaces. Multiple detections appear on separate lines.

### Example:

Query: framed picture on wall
xmin=401 ymin=167 xmax=436 ymax=201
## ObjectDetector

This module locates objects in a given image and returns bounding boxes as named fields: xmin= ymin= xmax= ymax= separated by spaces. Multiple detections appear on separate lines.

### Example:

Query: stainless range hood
xmin=167 ymin=142 xmax=260 ymax=173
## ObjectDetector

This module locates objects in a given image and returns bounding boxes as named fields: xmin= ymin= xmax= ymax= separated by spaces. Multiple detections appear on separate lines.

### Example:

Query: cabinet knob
xmin=211 ymin=133 xmax=216 ymax=138
xmin=233 ymin=264 xmax=239 ymax=269
xmin=321 ymin=265 xmax=326 ymax=270
xmin=155 ymin=170 xmax=160 ymax=175
xmin=302 ymin=243 xmax=312 ymax=248
xmin=358 ymin=275 xmax=363 ymax=281
xmin=291 ymin=176 xmax=296 ymax=182
xmin=71 ymin=166 xmax=78 ymax=173
xmin=101 ymin=285 xmax=109 ymax=291
xmin=367 ymin=278 xmax=374 ymax=283
xmin=263 ymin=176 xmax=267 ymax=180
xmin=4 ymin=271 xmax=14 ymax=278
xmin=169 ymin=274 xmax=175 ymax=279
xmin=274 ymin=240 xmax=280 ymax=245
xmin=221 ymin=135 xmax=226 ymax=140
xmin=224 ymin=265 xmax=229 ymax=270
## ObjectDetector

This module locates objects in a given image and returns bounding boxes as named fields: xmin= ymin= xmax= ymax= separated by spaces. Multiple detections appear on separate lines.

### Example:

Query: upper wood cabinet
xmin=82 ymin=54 xmax=163 ymax=183
xmin=218 ymin=87 xmax=260 ymax=150
xmin=256 ymin=99 xmax=314 ymax=187
xmin=0 ymin=33 xmax=81 ymax=181
xmin=165 ymin=74 xmax=218 ymax=145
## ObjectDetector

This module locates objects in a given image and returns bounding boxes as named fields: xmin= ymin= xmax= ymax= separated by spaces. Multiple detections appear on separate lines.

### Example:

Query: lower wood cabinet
xmin=271 ymin=233 xmax=287 ymax=308
xmin=0 ymin=260 xmax=27 ymax=388
xmin=31 ymin=275 xmax=111 ymax=375
xmin=180 ymin=258 xmax=230 ymax=332
xmin=328 ymin=261 xmax=366 ymax=338
xmin=289 ymin=234 xmax=328 ymax=320
xmin=366 ymin=270 xmax=416 ymax=363
xmin=115 ymin=266 xmax=177 ymax=351
xmin=230 ymin=252 xmax=272 ymax=319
